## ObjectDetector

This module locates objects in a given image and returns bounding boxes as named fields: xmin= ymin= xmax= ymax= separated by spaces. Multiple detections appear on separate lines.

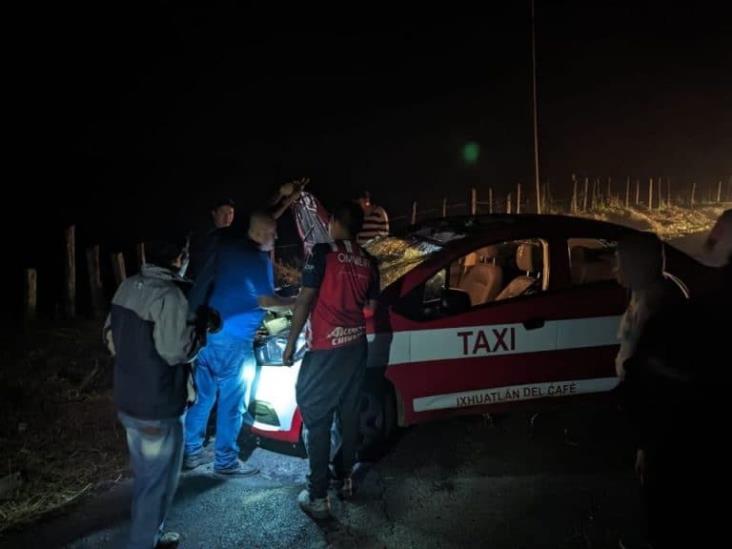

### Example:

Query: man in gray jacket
xmin=104 ymin=240 xmax=209 ymax=549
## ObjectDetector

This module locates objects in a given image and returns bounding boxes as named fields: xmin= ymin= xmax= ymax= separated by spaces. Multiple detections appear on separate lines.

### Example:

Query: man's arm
xmin=271 ymin=192 xmax=301 ymax=220
xmin=186 ymin=245 xmax=217 ymax=315
xmin=256 ymin=248 xmax=297 ymax=311
xmin=283 ymin=287 xmax=318 ymax=365
xmin=365 ymin=255 xmax=381 ymax=311
xmin=257 ymin=294 xmax=297 ymax=311
xmin=379 ymin=206 xmax=390 ymax=235
xmin=270 ymin=178 xmax=309 ymax=220
xmin=103 ymin=313 xmax=115 ymax=356
xmin=152 ymin=288 xmax=201 ymax=365
xmin=282 ymin=243 xmax=326 ymax=364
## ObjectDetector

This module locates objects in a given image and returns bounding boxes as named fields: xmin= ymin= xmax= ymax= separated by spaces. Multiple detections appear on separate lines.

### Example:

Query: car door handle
xmin=522 ymin=318 xmax=545 ymax=330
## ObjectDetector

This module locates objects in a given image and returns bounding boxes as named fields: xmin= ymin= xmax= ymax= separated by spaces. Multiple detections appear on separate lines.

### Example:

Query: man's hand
xmin=280 ymin=177 xmax=309 ymax=197
xmin=282 ymin=287 xmax=317 ymax=367
xmin=283 ymin=341 xmax=295 ymax=367
xmin=186 ymin=371 xmax=197 ymax=407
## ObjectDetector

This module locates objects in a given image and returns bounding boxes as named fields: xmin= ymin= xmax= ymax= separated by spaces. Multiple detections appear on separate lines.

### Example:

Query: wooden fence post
xmin=65 ymin=225 xmax=76 ymax=318
xmin=87 ymin=245 xmax=104 ymax=318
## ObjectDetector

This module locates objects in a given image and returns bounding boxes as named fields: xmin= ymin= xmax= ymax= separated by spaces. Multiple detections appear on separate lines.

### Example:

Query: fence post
xmin=25 ymin=268 xmax=37 ymax=322
xmin=648 ymin=178 xmax=653 ymax=210
xmin=657 ymin=178 xmax=663 ymax=210
xmin=65 ymin=225 xmax=76 ymax=319
xmin=136 ymin=242 xmax=146 ymax=269
xmin=86 ymin=245 xmax=104 ymax=318
xmin=112 ymin=252 xmax=127 ymax=288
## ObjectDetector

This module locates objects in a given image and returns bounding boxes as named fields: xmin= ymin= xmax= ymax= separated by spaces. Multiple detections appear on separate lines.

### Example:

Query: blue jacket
xmin=187 ymin=232 xmax=274 ymax=343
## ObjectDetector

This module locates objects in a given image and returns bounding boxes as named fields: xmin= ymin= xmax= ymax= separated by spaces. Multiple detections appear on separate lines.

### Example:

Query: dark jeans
xmin=296 ymin=339 xmax=366 ymax=499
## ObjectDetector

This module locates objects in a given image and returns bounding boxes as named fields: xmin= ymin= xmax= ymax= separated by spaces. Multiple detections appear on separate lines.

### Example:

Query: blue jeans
xmin=118 ymin=412 xmax=184 ymax=549
xmin=184 ymin=337 xmax=255 ymax=470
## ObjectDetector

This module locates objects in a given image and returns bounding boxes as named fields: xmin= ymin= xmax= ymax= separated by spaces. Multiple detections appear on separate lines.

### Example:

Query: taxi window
xmin=416 ymin=239 xmax=548 ymax=319
xmin=567 ymin=238 xmax=617 ymax=285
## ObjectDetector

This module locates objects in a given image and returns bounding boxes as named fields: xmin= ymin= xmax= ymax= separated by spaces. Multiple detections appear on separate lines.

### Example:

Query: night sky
xmin=7 ymin=1 xmax=731 ymax=319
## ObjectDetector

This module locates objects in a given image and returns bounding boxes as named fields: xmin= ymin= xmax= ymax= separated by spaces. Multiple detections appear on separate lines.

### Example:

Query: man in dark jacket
xmin=104 ymin=240 xmax=206 ymax=549
xmin=182 ymin=198 xmax=236 ymax=279
xmin=621 ymin=211 xmax=731 ymax=547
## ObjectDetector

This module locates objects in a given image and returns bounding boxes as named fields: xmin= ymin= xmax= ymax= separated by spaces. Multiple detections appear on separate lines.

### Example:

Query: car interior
xmin=413 ymin=239 xmax=549 ymax=319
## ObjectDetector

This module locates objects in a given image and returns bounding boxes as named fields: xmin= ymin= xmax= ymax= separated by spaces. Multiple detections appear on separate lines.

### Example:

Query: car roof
xmin=401 ymin=214 xmax=640 ymax=247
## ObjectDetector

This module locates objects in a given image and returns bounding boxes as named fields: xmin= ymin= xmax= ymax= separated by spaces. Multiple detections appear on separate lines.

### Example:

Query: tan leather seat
xmin=454 ymin=250 xmax=480 ymax=285
xmin=450 ymin=260 xmax=466 ymax=287
xmin=459 ymin=246 xmax=503 ymax=306
xmin=496 ymin=243 xmax=540 ymax=301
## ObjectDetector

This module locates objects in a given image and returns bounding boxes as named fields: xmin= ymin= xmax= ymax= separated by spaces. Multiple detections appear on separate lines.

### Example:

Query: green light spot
xmin=462 ymin=142 xmax=480 ymax=165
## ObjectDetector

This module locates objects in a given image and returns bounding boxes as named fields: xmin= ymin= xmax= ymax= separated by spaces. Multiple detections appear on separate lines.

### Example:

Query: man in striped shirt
xmin=356 ymin=190 xmax=389 ymax=246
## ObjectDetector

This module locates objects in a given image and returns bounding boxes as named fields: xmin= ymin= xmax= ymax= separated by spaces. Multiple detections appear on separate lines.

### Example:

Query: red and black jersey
xmin=302 ymin=240 xmax=380 ymax=350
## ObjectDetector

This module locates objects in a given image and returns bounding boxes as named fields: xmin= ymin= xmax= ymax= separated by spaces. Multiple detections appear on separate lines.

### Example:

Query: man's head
xmin=330 ymin=201 xmax=365 ymax=241
xmin=145 ymin=240 xmax=185 ymax=270
xmin=211 ymin=198 xmax=236 ymax=229
xmin=248 ymin=210 xmax=277 ymax=252
xmin=615 ymin=232 xmax=664 ymax=290
xmin=702 ymin=209 xmax=732 ymax=268
xmin=357 ymin=190 xmax=371 ymax=211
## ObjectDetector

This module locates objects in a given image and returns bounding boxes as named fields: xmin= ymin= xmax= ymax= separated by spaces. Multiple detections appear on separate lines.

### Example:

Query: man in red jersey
xmin=283 ymin=201 xmax=379 ymax=519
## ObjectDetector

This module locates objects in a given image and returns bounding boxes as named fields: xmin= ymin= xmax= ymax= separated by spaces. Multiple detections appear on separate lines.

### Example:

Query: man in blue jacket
xmin=184 ymin=211 xmax=295 ymax=476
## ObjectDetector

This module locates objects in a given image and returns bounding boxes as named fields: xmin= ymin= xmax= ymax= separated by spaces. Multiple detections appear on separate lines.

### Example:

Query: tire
xmin=300 ymin=382 xmax=398 ymax=462
xmin=358 ymin=384 xmax=396 ymax=460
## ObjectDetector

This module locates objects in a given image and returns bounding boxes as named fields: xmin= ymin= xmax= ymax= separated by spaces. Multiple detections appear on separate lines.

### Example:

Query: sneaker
xmin=214 ymin=459 xmax=259 ymax=477
xmin=298 ymin=489 xmax=330 ymax=519
xmin=183 ymin=452 xmax=212 ymax=470
xmin=155 ymin=531 xmax=181 ymax=548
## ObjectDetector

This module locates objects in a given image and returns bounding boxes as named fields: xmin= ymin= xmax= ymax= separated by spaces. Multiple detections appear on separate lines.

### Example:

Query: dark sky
xmin=9 ymin=1 xmax=732 ymax=265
